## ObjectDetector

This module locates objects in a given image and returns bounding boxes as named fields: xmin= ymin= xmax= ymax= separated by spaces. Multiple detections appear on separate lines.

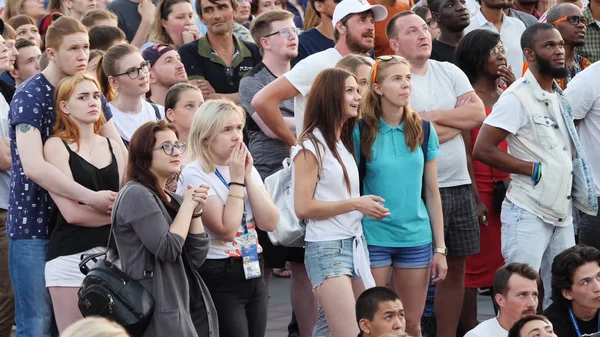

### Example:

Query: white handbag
xmin=264 ymin=158 xmax=306 ymax=247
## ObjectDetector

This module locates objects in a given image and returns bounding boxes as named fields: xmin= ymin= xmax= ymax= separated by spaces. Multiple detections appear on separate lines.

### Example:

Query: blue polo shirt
xmin=353 ymin=118 xmax=440 ymax=248
xmin=7 ymin=73 xmax=113 ymax=240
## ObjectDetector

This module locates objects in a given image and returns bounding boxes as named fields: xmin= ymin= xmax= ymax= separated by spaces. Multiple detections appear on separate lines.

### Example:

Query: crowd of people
xmin=0 ymin=0 xmax=598 ymax=335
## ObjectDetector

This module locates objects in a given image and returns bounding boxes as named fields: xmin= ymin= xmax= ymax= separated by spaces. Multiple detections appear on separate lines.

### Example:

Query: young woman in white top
xmin=292 ymin=68 xmax=389 ymax=337
xmin=178 ymin=98 xmax=279 ymax=337
xmin=97 ymin=44 xmax=165 ymax=146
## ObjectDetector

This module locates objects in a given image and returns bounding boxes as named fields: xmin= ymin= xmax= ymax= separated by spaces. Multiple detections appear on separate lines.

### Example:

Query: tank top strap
xmin=104 ymin=137 xmax=117 ymax=162
xmin=61 ymin=139 xmax=75 ymax=153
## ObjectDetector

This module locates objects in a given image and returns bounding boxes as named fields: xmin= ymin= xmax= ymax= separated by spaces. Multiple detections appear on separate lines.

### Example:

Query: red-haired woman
xmin=113 ymin=120 xmax=218 ymax=337
xmin=43 ymin=73 xmax=125 ymax=332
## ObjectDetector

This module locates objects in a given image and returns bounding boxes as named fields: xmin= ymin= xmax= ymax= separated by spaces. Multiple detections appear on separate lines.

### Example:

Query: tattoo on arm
xmin=17 ymin=123 xmax=34 ymax=134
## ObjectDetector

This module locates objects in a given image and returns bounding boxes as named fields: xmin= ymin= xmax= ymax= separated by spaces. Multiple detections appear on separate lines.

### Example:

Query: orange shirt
xmin=368 ymin=0 xmax=410 ymax=57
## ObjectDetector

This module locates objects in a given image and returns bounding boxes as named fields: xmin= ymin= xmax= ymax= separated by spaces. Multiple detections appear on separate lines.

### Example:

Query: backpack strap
xmin=357 ymin=119 xmax=367 ymax=196
xmin=150 ymin=102 xmax=162 ymax=121
xmin=420 ymin=119 xmax=431 ymax=201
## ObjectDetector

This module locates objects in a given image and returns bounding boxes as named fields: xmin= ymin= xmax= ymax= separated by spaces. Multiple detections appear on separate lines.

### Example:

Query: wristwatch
xmin=434 ymin=247 xmax=448 ymax=256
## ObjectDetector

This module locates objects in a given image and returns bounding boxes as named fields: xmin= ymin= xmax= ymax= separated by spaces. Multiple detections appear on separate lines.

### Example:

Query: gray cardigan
xmin=113 ymin=181 xmax=219 ymax=337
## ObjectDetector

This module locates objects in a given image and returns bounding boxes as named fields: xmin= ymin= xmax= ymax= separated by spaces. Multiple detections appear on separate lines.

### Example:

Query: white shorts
xmin=45 ymin=246 xmax=107 ymax=287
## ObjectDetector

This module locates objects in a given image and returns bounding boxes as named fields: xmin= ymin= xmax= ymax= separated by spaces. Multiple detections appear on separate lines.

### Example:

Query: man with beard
xmin=546 ymin=3 xmax=590 ymax=89
xmin=544 ymin=246 xmax=600 ymax=337
xmin=464 ymin=0 xmax=526 ymax=79
xmin=143 ymin=44 xmax=188 ymax=106
xmin=429 ymin=0 xmax=471 ymax=64
xmin=239 ymin=10 xmax=315 ymax=337
xmin=386 ymin=11 xmax=486 ymax=337
xmin=473 ymin=23 xmax=598 ymax=309
xmin=465 ymin=263 xmax=539 ymax=337
xmin=178 ymin=0 xmax=262 ymax=103
xmin=251 ymin=0 xmax=387 ymax=147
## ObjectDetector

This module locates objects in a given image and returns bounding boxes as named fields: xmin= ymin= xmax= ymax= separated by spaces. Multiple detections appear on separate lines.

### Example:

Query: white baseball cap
xmin=332 ymin=0 xmax=388 ymax=30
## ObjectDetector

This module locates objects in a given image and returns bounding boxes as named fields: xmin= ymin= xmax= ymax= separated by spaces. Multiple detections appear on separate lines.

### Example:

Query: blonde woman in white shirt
xmin=293 ymin=67 xmax=389 ymax=337
xmin=178 ymin=98 xmax=279 ymax=337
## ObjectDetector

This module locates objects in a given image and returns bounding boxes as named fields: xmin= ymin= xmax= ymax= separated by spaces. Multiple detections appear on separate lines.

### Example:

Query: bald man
xmin=547 ymin=2 xmax=590 ymax=88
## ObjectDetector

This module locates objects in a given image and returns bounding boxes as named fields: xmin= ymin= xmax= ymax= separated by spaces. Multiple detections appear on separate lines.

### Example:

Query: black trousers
xmin=198 ymin=258 xmax=268 ymax=337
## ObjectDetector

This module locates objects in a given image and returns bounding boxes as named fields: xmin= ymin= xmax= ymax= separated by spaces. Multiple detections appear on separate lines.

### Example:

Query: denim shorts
xmin=304 ymin=237 xmax=368 ymax=289
xmin=368 ymin=243 xmax=433 ymax=269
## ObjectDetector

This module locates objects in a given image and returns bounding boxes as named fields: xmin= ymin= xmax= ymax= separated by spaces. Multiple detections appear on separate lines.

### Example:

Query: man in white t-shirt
xmin=473 ymin=23 xmax=597 ymax=308
xmin=386 ymin=11 xmax=486 ymax=337
xmin=565 ymin=61 xmax=600 ymax=250
xmin=465 ymin=263 xmax=539 ymax=337
xmin=251 ymin=0 xmax=388 ymax=148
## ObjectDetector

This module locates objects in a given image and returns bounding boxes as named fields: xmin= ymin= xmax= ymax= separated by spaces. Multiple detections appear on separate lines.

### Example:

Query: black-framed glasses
xmin=552 ymin=15 xmax=589 ymax=25
xmin=153 ymin=141 xmax=186 ymax=155
xmin=425 ymin=18 xmax=438 ymax=29
xmin=263 ymin=27 xmax=301 ymax=38
xmin=113 ymin=60 xmax=151 ymax=80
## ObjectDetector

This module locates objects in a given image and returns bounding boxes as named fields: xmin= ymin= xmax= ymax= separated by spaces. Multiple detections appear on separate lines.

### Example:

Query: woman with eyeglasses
xmin=113 ymin=120 xmax=218 ymax=337
xmin=178 ymin=99 xmax=279 ymax=337
xmin=43 ymin=73 xmax=125 ymax=332
xmin=414 ymin=6 xmax=439 ymax=39
xmin=97 ymin=44 xmax=166 ymax=146
xmin=455 ymin=29 xmax=511 ymax=332
xmin=143 ymin=0 xmax=202 ymax=51
xmin=355 ymin=55 xmax=446 ymax=337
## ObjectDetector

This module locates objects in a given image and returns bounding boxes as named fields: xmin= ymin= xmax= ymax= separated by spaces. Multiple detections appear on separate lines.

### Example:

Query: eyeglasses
xmin=263 ymin=27 xmax=301 ymax=38
xmin=153 ymin=141 xmax=186 ymax=155
xmin=371 ymin=55 xmax=406 ymax=83
xmin=552 ymin=15 xmax=588 ymax=25
xmin=489 ymin=45 xmax=506 ymax=58
xmin=425 ymin=18 xmax=438 ymax=29
xmin=113 ymin=61 xmax=151 ymax=80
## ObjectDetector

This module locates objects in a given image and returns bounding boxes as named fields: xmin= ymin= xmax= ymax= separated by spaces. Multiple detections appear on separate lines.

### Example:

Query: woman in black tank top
xmin=43 ymin=73 xmax=126 ymax=333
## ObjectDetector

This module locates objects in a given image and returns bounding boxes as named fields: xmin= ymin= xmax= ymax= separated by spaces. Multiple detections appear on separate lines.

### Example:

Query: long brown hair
xmin=126 ymin=121 xmax=179 ymax=206
xmin=53 ymin=73 xmax=107 ymax=151
xmin=298 ymin=68 xmax=357 ymax=194
xmin=360 ymin=56 xmax=422 ymax=161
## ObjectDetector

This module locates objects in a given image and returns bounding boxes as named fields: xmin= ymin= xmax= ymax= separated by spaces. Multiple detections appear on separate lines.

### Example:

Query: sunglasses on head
xmin=371 ymin=55 xmax=406 ymax=83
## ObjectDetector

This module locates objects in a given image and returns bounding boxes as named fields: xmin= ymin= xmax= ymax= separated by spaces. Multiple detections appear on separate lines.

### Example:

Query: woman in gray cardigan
xmin=113 ymin=121 xmax=218 ymax=337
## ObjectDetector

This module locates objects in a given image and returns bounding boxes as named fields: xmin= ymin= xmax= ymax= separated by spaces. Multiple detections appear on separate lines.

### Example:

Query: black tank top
xmin=46 ymin=138 xmax=120 ymax=261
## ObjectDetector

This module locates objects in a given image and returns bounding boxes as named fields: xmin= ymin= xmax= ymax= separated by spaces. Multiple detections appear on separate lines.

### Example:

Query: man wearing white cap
xmin=251 ymin=0 xmax=388 ymax=148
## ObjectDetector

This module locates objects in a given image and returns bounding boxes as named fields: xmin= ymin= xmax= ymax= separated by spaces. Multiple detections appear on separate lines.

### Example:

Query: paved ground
xmin=9 ymin=276 xmax=494 ymax=336
xmin=265 ymin=276 xmax=496 ymax=337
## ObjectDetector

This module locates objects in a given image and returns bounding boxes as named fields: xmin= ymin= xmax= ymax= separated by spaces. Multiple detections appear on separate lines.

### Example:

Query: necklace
xmin=79 ymin=136 xmax=97 ymax=157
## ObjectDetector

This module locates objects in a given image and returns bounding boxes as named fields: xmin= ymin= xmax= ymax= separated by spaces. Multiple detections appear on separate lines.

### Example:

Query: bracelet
xmin=531 ymin=163 xmax=542 ymax=185
xmin=228 ymin=182 xmax=246 ymax=188
xmin=192 ymin=211 xmax=203 ymax=218
xmin=228 ymin=193 xmax=245 ymax=200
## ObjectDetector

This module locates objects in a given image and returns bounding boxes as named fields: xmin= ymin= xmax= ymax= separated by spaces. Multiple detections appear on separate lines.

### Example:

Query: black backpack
xmin=77 ymin=185 xmax=155 ymax=337
xmin=357 ymin=118 xmax=431 ymax=198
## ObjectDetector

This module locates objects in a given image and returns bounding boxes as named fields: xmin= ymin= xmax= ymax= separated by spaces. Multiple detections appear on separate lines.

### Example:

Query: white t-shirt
xmin=484 ymin=91 xmax=573 ymax=226
xmin=464 ymin=318 xmax=507 ymax=337
xmin=565 ymin=61 xmax=600 ymax=196
xmin=464 ymin=11 xmax=526 ymax=76
xmin=291 ymin=129 xmax=363 ymax=241
xmin=177 ymin=162 xmax=264 ymax=260
xmin=109 ymin=100 xmax=165 ymax=142
xmin=285 ymin=48 xmax=343 ymax=136
xmin=410 ymin=60 xmax=473 ymax=187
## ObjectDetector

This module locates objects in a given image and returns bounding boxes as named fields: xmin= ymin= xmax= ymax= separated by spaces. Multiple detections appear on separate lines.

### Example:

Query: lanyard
xmin=568 ymin=307 xmax=600 ymax=337
xmin=214 ymin=169 xmax=248 ymax=234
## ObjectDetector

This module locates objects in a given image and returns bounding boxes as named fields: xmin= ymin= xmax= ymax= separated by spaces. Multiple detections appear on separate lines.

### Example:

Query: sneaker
xmin=421 ymin=316 xmax=437 ymax=337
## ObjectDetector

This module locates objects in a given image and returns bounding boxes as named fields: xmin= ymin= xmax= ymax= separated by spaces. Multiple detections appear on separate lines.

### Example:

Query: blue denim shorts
xmin=304 ymin=237 xmax=368 ymax=289
xmin=368 ymin=243 xmax=433 ymax=269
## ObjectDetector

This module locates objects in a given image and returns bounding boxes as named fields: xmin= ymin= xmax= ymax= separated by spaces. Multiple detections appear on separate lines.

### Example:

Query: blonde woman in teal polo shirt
xmin=353 ymin=55 xmax=448 ymax=337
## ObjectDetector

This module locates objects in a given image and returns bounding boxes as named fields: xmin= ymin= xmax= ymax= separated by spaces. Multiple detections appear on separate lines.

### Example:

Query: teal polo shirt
xmin=353 ymin=118 xmax=441 ymax=248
